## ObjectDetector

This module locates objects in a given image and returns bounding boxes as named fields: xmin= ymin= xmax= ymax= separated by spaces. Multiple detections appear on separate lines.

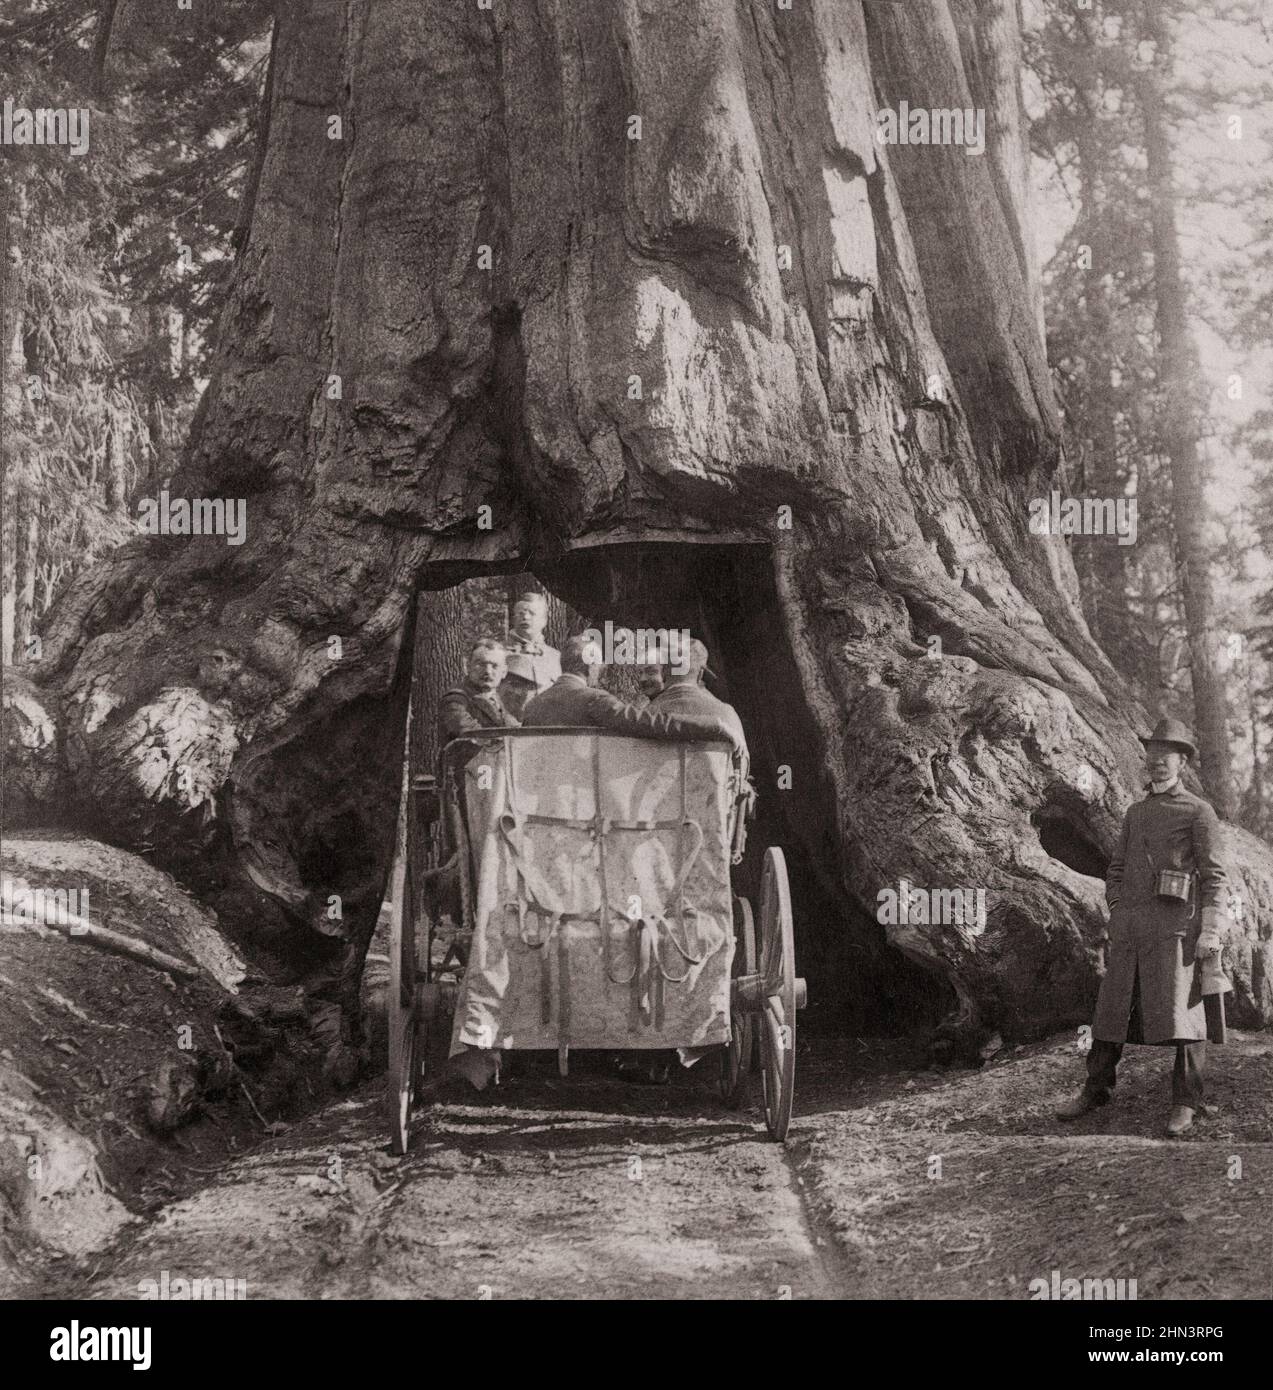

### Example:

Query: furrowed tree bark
xmin=950 ymin=0 xmax=1044 ymax=342
xmin=1067 ymin=14 xmax=1134 ymax=670
xmin=91 ymin=0 xmax=119 ymax=100
xmin=14 ymin=503 xmax=38 ymax=659
xmin=1 ymin=188 xmax=25 ymax=668
xmin=9 ymin=0 xmax=1272 ymax=1058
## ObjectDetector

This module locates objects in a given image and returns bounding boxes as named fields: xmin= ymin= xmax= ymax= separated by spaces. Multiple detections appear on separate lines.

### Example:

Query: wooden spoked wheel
xmin=719 ymin=896 xmax=757 ymax=1106
xmin=758 ymin=847 xmax=797 ymax=1141
xmin=386 ymin=845 xmax=416 ymax=1155
xmin=418 ymin=774 xmax=458 ymax=1073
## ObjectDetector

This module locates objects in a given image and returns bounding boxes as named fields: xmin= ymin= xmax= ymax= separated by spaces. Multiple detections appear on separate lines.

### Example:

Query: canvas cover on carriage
xmin=449 ymin=733 xmax=736 ymax=1058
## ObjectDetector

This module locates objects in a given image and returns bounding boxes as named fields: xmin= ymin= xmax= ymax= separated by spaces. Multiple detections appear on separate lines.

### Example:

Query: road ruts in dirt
xmin=61 ymin=1033 xmax=1273 ymax=1301
xmin=77 ymin=1070 xmax=841 ymax=1301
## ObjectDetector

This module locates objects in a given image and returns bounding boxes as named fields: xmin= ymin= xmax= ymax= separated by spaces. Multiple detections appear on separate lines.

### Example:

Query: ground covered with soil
xmin=1 ymin=836 xmax=271 ymax=1294
xmin=4 ymin=838 xmax=1268 ymax=1301
xmin=795 ymin=1032 xmax=1272 ymax=1299
xmin=24 ymin=1029 xmax=1271 ymax=1301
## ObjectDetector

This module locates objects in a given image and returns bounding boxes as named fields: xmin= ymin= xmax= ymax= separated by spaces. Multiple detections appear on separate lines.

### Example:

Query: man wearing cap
xmin=1057 ymin=718 xmax=1230 ymax=1138
xmin=438 ymin=639 xmax=520 ymax=751
xmin=500 ymin=592 xmax=561 ymax=721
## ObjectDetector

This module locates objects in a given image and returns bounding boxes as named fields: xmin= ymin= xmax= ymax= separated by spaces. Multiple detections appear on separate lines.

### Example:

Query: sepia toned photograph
xmin=0 ymin=0 xmax=1269 ymax=1346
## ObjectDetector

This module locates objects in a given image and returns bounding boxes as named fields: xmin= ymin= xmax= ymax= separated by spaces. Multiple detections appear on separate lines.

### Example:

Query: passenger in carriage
xmin=522 ymin=635 xmax=740 ymax=748
xmin=438 ymin=638 xmax=520 ymax=753
xmin=634 ymin=652 xmax=665 ymax=704
xmin=500 ymin=591 xmax=562 ymax=720
xmin=523 ymin=634 xmax=742 ymax=1087
xmin=650 ymin=638 xmax=749 ymax=777
xmin=435 ymin=635 xmax=739 ymax=1099
xmin=432 ymin=639 xmax=520 ymax=953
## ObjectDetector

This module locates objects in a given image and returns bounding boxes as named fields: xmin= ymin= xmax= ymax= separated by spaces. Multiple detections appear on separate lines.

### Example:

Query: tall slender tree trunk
xmin=1 ymin=187 xmax=27 ymax=666
xmin=103 ymin=401 xmax=128 ymax=518
xmin=1137 ymin=3 xmax=1234 ymax=818
xmin=144 ymin=306 xmax=169 ymax=491
xmin=92 ymin=0 xmax=120 ymax=100
xmin=0 ymin=497 xmax=15 ymax=668
xmin=1072 ymin=105 xmax=1132 ymax=666
xmin=145 ymin=393 xmax=165 ymax=491
xmin=14 ymin=504 xmax=39 ymax=660
xmin=1245 ymin=659 xmax=1265 ymax=830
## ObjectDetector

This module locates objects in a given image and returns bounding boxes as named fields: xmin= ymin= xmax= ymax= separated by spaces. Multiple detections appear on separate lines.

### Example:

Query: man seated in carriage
xmin=439 ymin=638 xmax=520 ymax=745
xmin=649 ymin=637 xmax=749 ymax=778
xmin=436 ymin=635 xmax=742 ymax=1095
xmin=521 ymin=635 xmax=742 ymax=750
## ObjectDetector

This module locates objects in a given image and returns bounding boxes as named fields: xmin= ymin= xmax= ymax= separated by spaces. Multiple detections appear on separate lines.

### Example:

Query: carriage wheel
xmin=386 ymin=848 xmax=417 ymax=1155
xmin=758 ymin=847 xmax=797 ymax=1141
xmin=719 ymin=896 xmax=757 ymax=1106
xmin=411 ymin=782 xmax=447 ymax=1074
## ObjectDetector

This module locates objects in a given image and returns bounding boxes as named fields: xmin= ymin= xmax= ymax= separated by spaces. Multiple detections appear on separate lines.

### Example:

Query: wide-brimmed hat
xmin=1140 ymin=717 xmax=1197 ymax=760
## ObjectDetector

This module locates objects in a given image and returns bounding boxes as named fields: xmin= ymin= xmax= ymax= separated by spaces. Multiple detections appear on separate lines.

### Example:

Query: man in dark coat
xmin=634 ymin=653 xmax=665 ymax=704
xmin=522 ymin=635 xmax=740 ymax=748
xmin=524 ymin=634 xmax=742 ymax=1086
xmin=650 ymin=638 xmax=749 ymax=778
xmin=443 ymin=634 xmax=736 ymax=1095
xmin=1057 ymin=718 xmax=1230 ymax=1137
xmin=433 ymin=639 xmax=520 ymax=1095
xmin=438 ymin=639 xmax=519 ymax=746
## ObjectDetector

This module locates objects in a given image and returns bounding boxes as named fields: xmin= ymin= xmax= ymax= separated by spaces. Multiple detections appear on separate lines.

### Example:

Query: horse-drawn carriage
xmin=384 ymin=727 xmax=805 ymax=1152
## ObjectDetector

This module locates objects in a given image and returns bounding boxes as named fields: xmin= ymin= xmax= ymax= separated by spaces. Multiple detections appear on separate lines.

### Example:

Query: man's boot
xmin=1056 ymin=1089 xmax=1109 ymax=1121
xmin=1165 ymin=1105 xmax=1195 ymax=1138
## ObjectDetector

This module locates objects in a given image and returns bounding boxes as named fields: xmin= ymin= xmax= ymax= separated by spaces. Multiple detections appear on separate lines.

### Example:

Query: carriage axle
xmin=731 ymin=973 xmax=808 ymax=1013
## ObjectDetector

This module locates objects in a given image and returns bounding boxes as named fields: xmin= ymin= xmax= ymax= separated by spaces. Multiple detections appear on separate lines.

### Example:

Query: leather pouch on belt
xmin=1155 ymin=868 xmax=1192 ymax=901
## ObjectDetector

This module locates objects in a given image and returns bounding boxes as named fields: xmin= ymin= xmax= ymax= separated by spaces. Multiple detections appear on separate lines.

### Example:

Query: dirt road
xmin=44 ymin=1035 xmax=1273 ymax=1301
xmin=74 ymin=1060 xmax=838 ymax=1301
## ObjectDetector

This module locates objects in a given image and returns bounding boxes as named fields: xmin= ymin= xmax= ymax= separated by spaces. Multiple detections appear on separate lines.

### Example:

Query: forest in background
xmin=3 ymin=0 xmax=1272 ymax=836
xmin=1 ymin=0 xmax=270 ymax=664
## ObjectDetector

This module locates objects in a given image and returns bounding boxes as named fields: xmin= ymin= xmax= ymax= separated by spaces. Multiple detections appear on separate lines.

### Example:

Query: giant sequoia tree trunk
xmin=1 ymin=187 xmax=26 ymax=668
xmin=1069 ymin=14 xmax=1133 ymax=673
xmin=9 ymin=0 xmax=1272 ymax=1058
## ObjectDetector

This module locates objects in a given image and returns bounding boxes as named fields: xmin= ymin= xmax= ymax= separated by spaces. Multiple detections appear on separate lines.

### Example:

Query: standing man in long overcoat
xmin=1057 ymin=719 xmax=1230 ymax=1137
